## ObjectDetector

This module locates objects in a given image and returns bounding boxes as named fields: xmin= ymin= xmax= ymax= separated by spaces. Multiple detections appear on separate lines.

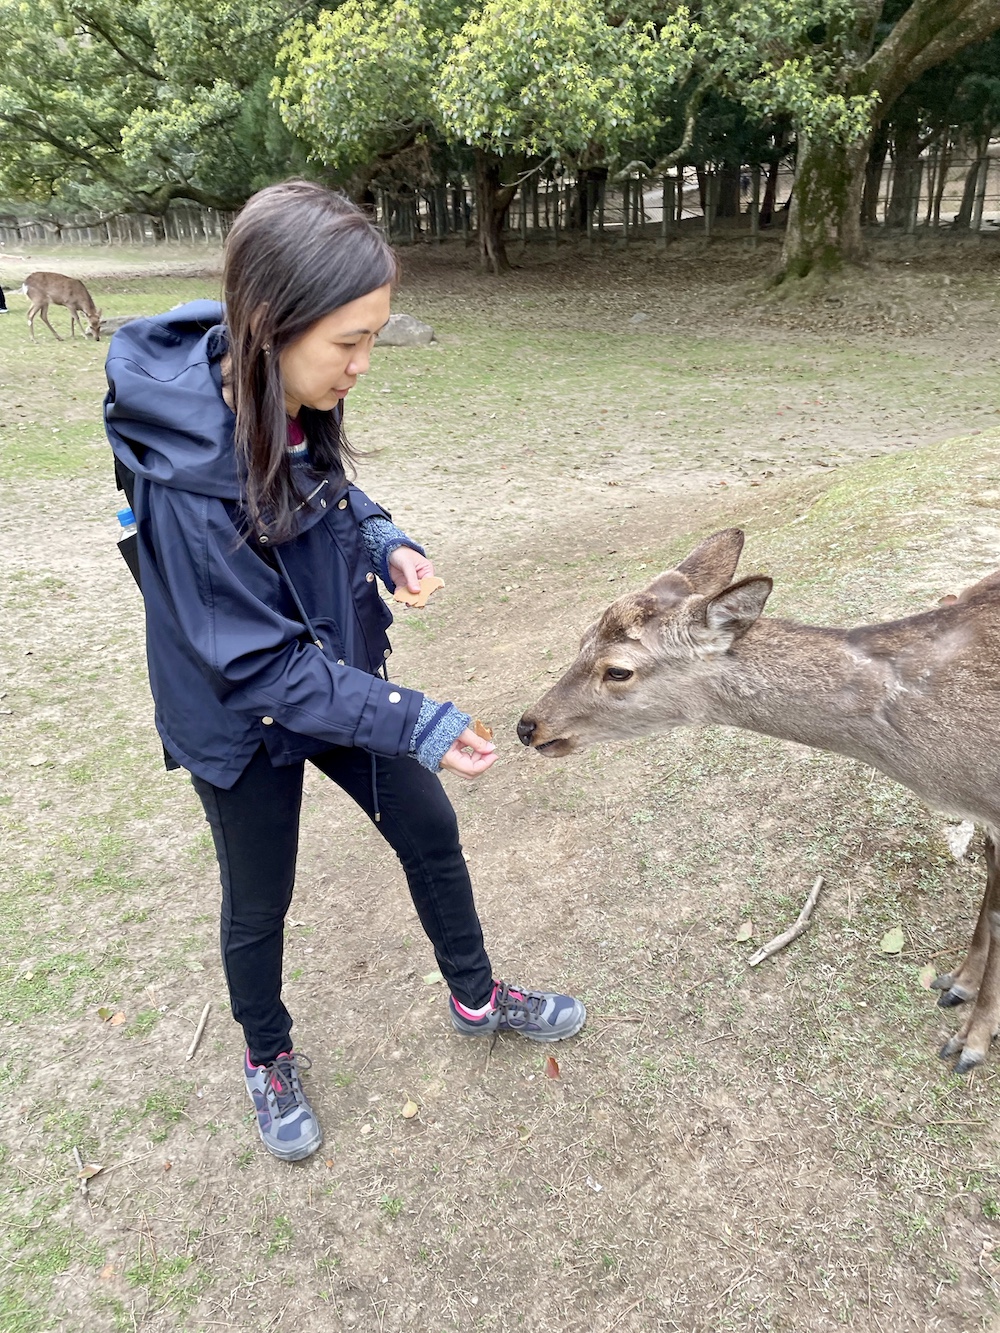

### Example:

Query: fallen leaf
xmin=879 ymin=927 xmax=905 ymax=955
xmin=162 ymin=1161 xmax=172 ymax=1172
xmin=544 ymin=1055 xmax=560 ymax=1080
xmin=472 ymin=718 xmax=494 ymax=742
xmin=97 ymin=1006 xmax=113 ymax=1022
xmin=401 ymin=1100 xmax=420 ymax=1119
xmin=392 ymin=575 xmax=445 ymax=608
xmin=918 ymin=963 xmax=938 ymax=990
xmin=517 ymin=1125 xmax=531 ymax=1142
xmin=325 ymin=1159 xmax=335 ymax=1168
xmin=735 ymin=920 xmax=753 ymax=943
xmin=78 ymin=1163 xmax=103 ymax=1180
xmin=99 ymin=1264 xmax=115 ymax=1281
xmin=109 ymin=1011 xmax=126 ymax=1026
xmin=422 ymin=969 xmax=443 ymax=985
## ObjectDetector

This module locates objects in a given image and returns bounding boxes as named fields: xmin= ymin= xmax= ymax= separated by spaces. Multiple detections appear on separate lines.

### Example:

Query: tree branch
xmin=68 ymin=6 xmax=164 ymax=81
xmin=861 ymin=0 xmax=1000 ymax=114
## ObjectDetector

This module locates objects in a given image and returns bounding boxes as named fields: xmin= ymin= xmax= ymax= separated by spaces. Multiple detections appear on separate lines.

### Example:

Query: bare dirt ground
xmin=3 ymin=230 xmax=1000 ymax=1333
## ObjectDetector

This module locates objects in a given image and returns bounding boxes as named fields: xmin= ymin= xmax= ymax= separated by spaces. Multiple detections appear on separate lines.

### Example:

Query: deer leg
xmin=37 ymin=305 xmax=63 ymax=341
xmin=930 ymin=880 xmax=992 ymax=1007
xmin=940 ymin=837 xmax=1000 ymax=1073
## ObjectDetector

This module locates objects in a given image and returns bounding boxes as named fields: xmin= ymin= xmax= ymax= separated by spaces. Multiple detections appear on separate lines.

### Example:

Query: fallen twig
xmin=72 ymin=1145 xmax=88 ymax=1198
xmin=748 ymin=876 xmax=825 ymax=968
xmin=185 ymin=1002 xmax=211 ymax=1061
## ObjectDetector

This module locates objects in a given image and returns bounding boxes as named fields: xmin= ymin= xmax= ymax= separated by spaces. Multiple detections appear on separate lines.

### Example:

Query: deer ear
xmin=675 ymin=529 xmax=745 ymax=596
xmin=704 ymin=577 xmax=772 ymax=643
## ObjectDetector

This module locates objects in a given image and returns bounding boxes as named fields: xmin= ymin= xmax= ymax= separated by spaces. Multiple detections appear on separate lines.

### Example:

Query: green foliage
xmin=0 ymin=0 xmax=309 ymax=212
xmin=274 ymin=0 xmax=439 ymax=173
xmin=433 ymin=0 xmax=691 ymax=162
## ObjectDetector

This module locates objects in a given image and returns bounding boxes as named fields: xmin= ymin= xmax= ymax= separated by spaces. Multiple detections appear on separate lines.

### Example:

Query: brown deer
xmin=21 ymin=271 xmax=102 ymax=342
xmin=518 ymin=528 xmax=1000 ymax=1074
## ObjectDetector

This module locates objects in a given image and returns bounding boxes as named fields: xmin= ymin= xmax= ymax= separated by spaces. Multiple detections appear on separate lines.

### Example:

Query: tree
xmin=275 ymin=0 xmax=689 ymax=271
xmin=433 ymin=0 xmax=687 ymax=270
xmin=0 ymin=0 xmax=307 ymax=216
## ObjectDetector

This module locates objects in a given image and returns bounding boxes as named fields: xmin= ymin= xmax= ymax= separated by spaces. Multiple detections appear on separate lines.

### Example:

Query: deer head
xmin=518 ymin=529 xmax=773 ymax=755
xmin=85 ymin=307 xmax=103 ymax=340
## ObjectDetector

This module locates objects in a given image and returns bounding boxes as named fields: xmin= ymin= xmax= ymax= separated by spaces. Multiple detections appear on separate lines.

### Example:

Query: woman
xmin=104 ymin=181 xmax=585 ymax=1163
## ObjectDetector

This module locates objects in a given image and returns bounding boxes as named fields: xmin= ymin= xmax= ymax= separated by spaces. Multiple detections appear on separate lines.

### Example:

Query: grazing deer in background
xmin=21 ymin=271 xmax=102 ymax=342
xmin=519 ymin=528 xmax=1000 ymax=1074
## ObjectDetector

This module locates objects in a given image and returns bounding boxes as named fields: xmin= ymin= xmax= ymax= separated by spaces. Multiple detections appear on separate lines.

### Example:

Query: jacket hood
xmin=104 ymin=300 xmax=241 ymax=499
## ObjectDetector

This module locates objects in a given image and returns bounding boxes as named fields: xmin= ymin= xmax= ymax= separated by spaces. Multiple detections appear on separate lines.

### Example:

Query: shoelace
xmin=492 ymin=982 xmax=545 ymax=1030
xmin=258 ymin=1052 xmax=313 ymax=1119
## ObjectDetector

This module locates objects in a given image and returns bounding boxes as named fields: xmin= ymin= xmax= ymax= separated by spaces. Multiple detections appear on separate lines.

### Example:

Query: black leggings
xmin=191 ymin=744 xmax=494 ymax=1064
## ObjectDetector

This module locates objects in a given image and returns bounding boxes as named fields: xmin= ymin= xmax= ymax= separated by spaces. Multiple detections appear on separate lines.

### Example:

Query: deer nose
xmin=516 ymin=717 xmax=536 ymax=747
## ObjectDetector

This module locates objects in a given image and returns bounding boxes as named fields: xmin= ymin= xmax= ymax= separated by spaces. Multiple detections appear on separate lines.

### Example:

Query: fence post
xmin=750 ymin=163 xmax=761 ymax=248
xmin=660 ymin=176 xmax=673 ymax=245
xmin=972 ymin=154 xmax=990 ymax=232
xmin=703 ymin=169 xmax=714 ymax=237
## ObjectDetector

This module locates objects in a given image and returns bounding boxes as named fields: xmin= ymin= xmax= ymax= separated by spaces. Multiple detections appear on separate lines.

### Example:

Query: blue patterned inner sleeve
xmin=360 ymin=516 xmax=426 ymax=588
xmin=409 ymin=697 xmax=472 ymax=772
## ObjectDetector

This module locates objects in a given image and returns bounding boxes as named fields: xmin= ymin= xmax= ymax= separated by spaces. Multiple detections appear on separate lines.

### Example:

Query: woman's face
xmin=278 ymin=284 xmax=392 ymax=417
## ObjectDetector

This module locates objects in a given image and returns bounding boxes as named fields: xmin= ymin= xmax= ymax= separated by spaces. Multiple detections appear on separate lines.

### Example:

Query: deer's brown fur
xmin=21 ymin=271 xmax=102 ymax=342
xmin=519 ymin=529 xmax=1000 ymax=1073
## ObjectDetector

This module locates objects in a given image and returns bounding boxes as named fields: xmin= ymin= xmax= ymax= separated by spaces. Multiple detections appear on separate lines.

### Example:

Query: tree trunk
xmin=780 ymin=129 xmax=872 ymax=279
xmin=954 ymin=144 xmax=986 ymax=229
xmin=715 ymin=163 xmax=741 ymax=218
xmin=861 ymin=128 xmax=889 ymax=225
xmin=886 ymin=120 xmax=922 ymax=229
xmin=473 ymin=148 xmax=515 ymax=274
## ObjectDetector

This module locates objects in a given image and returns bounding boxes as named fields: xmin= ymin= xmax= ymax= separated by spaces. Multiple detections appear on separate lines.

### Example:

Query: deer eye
xmin=604 ymin=666 xmax=634 ymax=683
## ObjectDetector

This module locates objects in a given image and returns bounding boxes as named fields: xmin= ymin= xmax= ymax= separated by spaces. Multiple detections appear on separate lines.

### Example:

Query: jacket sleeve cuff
xmin=409 ymin=698 xmax=471 ymax=771
xmin=359 ymin=516 xmax=426 ymax=589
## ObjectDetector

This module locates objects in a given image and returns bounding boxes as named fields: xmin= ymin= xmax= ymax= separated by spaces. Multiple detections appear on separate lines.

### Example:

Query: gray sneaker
xmin=450 ymin=981 xmax=586 ymax=1042
xmin=244 ymin=1049 xmax=323 ymax=1161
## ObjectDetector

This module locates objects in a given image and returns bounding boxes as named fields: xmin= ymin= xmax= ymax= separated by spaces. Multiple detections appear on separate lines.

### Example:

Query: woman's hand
xmin=388 ymin=546 xmax=435 ymax=595
xmin=439 ymin=728 xmax=497 ymax=780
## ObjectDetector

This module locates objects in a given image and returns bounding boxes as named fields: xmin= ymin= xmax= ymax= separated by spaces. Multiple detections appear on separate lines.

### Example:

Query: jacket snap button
xmin=337 ymin=498 xmax=348 ymax=510
xmin=320 ymin=499 xmax=327 ymax=509
xmin=337 ymin=659 xmax=345 ymax=666
xmin=259 ymin=534 xmax=269 ymax=544
xmin=365 ymin=572 xmax=374 ymax=582
xmin=262 ymin=716 xmax=274 ymax=725
xmin=388 ymin=691 xmax=401 ymax=704
xmin=383 ymin=648 xmax=391 ymax=658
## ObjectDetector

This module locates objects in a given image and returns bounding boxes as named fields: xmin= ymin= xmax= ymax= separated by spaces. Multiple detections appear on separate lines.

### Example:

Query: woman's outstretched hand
xmin=439 ymin=728 xmax=497 ymax=780
xmin=388 ymin=546 xmax=435 ymax=594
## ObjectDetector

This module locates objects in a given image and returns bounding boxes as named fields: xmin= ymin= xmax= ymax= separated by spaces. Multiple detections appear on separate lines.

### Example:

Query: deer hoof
xmin=937 ymin=988 xmax=970 ymax=1008
xmin=929 ymin=972 xmax=955 ymax=991
xmin=939 ymin=1034 xmax=964 ymax=1060
xmin=954 ymin=1049 xmax=986 ymax=1076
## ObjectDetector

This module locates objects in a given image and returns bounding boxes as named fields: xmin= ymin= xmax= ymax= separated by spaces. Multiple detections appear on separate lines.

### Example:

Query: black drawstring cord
xmin=272 ymin=547 xmax=324 ymax=649
xmin=273 ymin=544 xmax=384 ymax=825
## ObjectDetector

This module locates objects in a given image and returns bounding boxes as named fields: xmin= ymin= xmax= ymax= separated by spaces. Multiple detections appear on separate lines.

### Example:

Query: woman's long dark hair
xmin=223 ymin=180 xmax=398 ymax=542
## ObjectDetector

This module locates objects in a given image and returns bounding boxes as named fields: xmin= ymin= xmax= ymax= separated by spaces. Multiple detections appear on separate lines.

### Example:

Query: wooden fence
xmin=1 ymin=152 xmax=997 ymax=251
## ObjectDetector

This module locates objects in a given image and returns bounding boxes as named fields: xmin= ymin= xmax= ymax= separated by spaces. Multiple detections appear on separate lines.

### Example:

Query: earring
xmin=262 ymin=341 xmax=271 ymax=353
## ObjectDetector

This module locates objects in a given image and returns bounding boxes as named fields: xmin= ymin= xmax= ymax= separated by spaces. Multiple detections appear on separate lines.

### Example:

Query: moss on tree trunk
xmin=780 ymin=130 xmax=872 ymax=281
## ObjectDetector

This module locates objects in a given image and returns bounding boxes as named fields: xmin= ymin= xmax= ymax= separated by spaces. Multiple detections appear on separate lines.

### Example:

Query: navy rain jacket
xmin=104 ymin=300 xmax=423 ymax=788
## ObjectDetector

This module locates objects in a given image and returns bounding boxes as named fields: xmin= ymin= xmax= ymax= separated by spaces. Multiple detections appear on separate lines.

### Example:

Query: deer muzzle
xmin=516 ymin=712 xmax=577 ymax=757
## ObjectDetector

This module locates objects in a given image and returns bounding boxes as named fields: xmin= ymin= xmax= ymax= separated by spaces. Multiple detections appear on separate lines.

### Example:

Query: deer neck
xmin=711 ymin=618 xmax=907 ymax=767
